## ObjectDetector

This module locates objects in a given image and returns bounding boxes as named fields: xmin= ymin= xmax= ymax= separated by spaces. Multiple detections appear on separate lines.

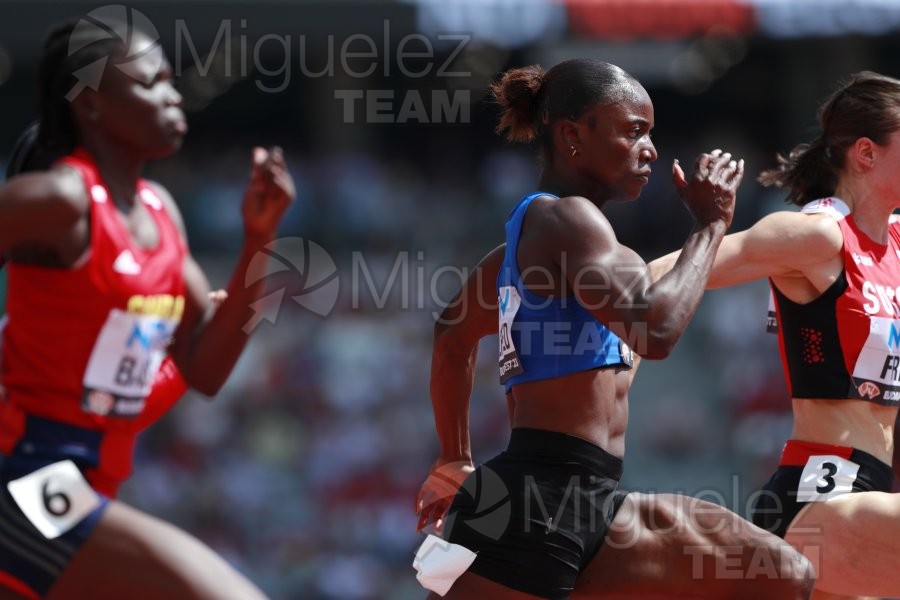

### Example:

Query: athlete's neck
xmin=79 ymin=140 xmax=145 ymax=211
xmin=539 ymin=165 xmax=617 ymax=208
xmin=835 ymin=177 xmax=894 ymax=244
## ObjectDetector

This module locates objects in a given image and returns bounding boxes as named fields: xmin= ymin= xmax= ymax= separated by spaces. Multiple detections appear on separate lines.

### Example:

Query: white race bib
xmin=851 ymin=316 xmax=900 ymax=403
xmin=7 ymin=460 xmax=102 ymax=539
xmin=796 ymin=454 xmax=859 ymax=502
xmin=498 ymin=286 xmax=524 ymax=384
xmin=82 ymin=309 xmax=177 ymax=416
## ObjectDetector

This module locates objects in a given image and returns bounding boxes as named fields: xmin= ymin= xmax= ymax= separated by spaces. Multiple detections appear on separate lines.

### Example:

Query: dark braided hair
xmin=490 ymin=58 xmax=640 ymax=158
xmin=760 ymin=71 xmax=900 ymax=206
xmin=29 ymin=19 xmax=125 ymax=168
xmin=5 ymin=122 xmax=45 ymax=180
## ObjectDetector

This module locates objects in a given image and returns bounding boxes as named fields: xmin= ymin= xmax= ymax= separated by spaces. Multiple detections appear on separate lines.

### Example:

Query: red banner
xmin=565 ymin=0 xmax=756 ymax=40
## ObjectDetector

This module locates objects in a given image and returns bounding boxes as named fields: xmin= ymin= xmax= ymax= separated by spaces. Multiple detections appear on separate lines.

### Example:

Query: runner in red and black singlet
xmin=0 ymin=18 xmax=294 ymax=600
xmin=653 ymin=71 xmax=900 ymax=598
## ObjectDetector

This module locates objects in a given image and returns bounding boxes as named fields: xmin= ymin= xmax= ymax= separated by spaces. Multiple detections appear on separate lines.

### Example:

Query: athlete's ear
xmin=70 ymin=90 xmax=103 ymax=128
xmin=848 ymin=137 xmax=877 ymax=173
xmin=555 ymin=119 xmax=582 ymax=159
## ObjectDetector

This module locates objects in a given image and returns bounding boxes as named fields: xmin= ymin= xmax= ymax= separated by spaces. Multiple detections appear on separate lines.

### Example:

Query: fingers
xmin=253 ymin=146 xmax=268 ymax=166
xmin=707 ymin=151 xmax=732 ymax=185
xmin=208 ymin=289 xmax=228 ymax=307
xmin=672 ymin=159 xmax=687 ymax=189
xmin=702 ymin=150 xmax=744 ymax=190
xmin=694 ymin=152 xmax=713 ymax=179
xmin=727 ymin=158 xmax=745 ymax=187
xmin=417 ymin=499 xmax=450 ymax=533
xmin=248 ymin=146 xmax=296 ymax=203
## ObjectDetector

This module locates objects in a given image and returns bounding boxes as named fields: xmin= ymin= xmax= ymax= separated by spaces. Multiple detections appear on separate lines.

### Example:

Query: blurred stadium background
xmin=1 ymin=0 xmax=900 ymax=597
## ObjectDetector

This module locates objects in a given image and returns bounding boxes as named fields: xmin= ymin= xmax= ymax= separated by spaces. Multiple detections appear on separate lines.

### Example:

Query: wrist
xmin=696 ymin=218 xmax=728 ymax=236
xmin=438 ymin=451 xmax=473 ymax=464
xmin=242 ymin=231 xmax=276 ymax=251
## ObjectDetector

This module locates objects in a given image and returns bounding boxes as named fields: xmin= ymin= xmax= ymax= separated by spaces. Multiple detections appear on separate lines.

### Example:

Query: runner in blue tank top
xmin=414 ymin=59 xmax=814 ymax=599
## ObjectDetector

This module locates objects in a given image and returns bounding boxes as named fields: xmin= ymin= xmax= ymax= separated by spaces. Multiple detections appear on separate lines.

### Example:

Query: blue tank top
xmin=498 ymin=192 xmax=633 ymax=392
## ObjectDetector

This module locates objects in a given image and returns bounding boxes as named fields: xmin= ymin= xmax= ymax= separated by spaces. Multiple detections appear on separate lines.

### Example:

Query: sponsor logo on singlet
xmin=852 ymin=253 xmax=874 ymax=267
xmin=112 ymin=250 xmax=141 ymax=275
xmin=861 ymin=281 xmax=900 ymax=316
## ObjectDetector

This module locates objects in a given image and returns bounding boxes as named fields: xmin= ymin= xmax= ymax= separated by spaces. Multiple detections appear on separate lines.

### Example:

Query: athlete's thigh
xmin=47 ymin=500 xmax=267 ymax=600
xmin=436 ymin=571 xmax=546 ymax=600
xmin=0 ymin=588 xmax=30 ymax=600
xmin=785 ymin=491 xmax=900 ymax=598
xmin=572 ymin=493 xmax=813 ymax=599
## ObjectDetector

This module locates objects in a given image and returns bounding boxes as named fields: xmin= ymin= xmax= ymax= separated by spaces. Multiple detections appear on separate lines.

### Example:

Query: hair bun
xmin=490 ymin=65 xmax=544 ymax=144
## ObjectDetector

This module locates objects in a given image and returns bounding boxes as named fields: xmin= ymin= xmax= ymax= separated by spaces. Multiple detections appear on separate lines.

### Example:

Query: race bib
xmin=82 ymin=309 xmax=177 ymax=417
xmin=7 ymin=460 xmax=101 ymax=539
xmin=851 ymin=316 xmax=900 ymax=403
xmin=498 ymin=286 xmax=524 ymax=384
xmin=796 ymin=454 xmax=859 ymax=502
xmin=766 ymin=291 xmax=778 ymax=334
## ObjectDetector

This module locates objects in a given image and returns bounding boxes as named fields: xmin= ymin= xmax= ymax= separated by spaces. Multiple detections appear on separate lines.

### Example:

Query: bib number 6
xmin=796 ymin=455 xmax=860 ymax=502
xmin=42 ymin=479 xmax=73 ymax=517
xmin=7 ymin=460 xmax=101 ymax=539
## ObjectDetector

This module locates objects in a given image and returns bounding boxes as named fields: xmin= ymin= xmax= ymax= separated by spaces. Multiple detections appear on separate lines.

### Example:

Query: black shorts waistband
xmin=848 ymin=448 xmax=893 ymax=490
xmin=506 ymin=428 xmax=623 ymax=480
xmin=779 ymin=439 xmax=894 ymax=492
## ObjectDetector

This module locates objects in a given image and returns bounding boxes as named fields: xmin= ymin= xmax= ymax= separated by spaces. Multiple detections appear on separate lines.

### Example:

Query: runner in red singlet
xmin=0 ymin=123 xmax=228 ymax=497
xmin=0 ymin=19 xmax=293 ymax=599
xmin=652 ymin=71 xmax=900 ymax=599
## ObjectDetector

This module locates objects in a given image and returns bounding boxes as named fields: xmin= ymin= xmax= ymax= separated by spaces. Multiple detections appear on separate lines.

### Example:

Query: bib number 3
xmin=7 ymin=460 xmax=101 ymax=539
xmin=796 ymin=455 xmax=859 ymax=502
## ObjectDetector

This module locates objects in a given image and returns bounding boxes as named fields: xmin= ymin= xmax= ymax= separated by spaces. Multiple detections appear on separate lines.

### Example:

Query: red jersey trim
xmin=780 ymin=439 xmax=854 ymax=466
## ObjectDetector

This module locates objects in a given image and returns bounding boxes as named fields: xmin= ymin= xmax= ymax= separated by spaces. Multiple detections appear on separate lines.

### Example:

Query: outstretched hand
xmin=672 ymin=148 xmax=744 ymax=228
xmin=242 ymin=146 xmax=295 ymax=239
xmin=415 ymin=458 xmax=474 ymax=534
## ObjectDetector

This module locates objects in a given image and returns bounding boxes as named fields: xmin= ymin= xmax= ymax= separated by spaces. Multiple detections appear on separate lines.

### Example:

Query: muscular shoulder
xmin=4 ymin=165 xmax=89 ymax=220
xmin=535 ymin=195 xmax=615 ymax=250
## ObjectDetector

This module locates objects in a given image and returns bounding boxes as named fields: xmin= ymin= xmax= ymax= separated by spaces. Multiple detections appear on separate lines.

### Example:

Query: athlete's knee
xmin=679 ymin=499 xmax=814 ymax=598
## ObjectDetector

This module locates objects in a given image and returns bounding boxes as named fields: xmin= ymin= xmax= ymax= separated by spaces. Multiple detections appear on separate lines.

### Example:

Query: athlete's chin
xmin=148 ymin=138 xmax=184 ymax=159
xmin=618 ymin=186 xmax=643 ymax=202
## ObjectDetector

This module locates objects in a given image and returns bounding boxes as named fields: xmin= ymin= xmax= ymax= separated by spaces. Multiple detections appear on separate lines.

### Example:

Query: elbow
xmin=183 ymin=372 xmax=225 ymax=397
xmin=636 ymin=328 xmax=680 ymax=360
xmin=433 ymin=309 xmax=468 ymax=350
xmin=638 ymin=344 xmax=673 ymax=361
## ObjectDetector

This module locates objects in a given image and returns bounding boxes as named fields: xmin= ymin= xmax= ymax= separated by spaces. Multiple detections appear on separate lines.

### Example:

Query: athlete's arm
xmin=894 ymin=412 xmax=900 ymax=484
xmin=0 ymin=167 xmax=86 ymax=255
xmin=416 ymin=244 xmax=503 ymax=532
xmin=547 ymin=153 xmax=742 ymax=359
xmin=649 ymin=211 xmax=843 ymax=289
xmin=160 ymin=147 xmax=294 ymax=396
xmin=135 ymin=291 xmax=227 ymax=429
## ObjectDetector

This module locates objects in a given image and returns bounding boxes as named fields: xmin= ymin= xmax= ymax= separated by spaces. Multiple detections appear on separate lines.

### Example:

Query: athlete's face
xmin=574 ymin=83 xmax=657 ymax=202
xmin=870 ymin=128 xmax=900 ymax=208
xmin=85 ymin=34 xmax=186 ymax=159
